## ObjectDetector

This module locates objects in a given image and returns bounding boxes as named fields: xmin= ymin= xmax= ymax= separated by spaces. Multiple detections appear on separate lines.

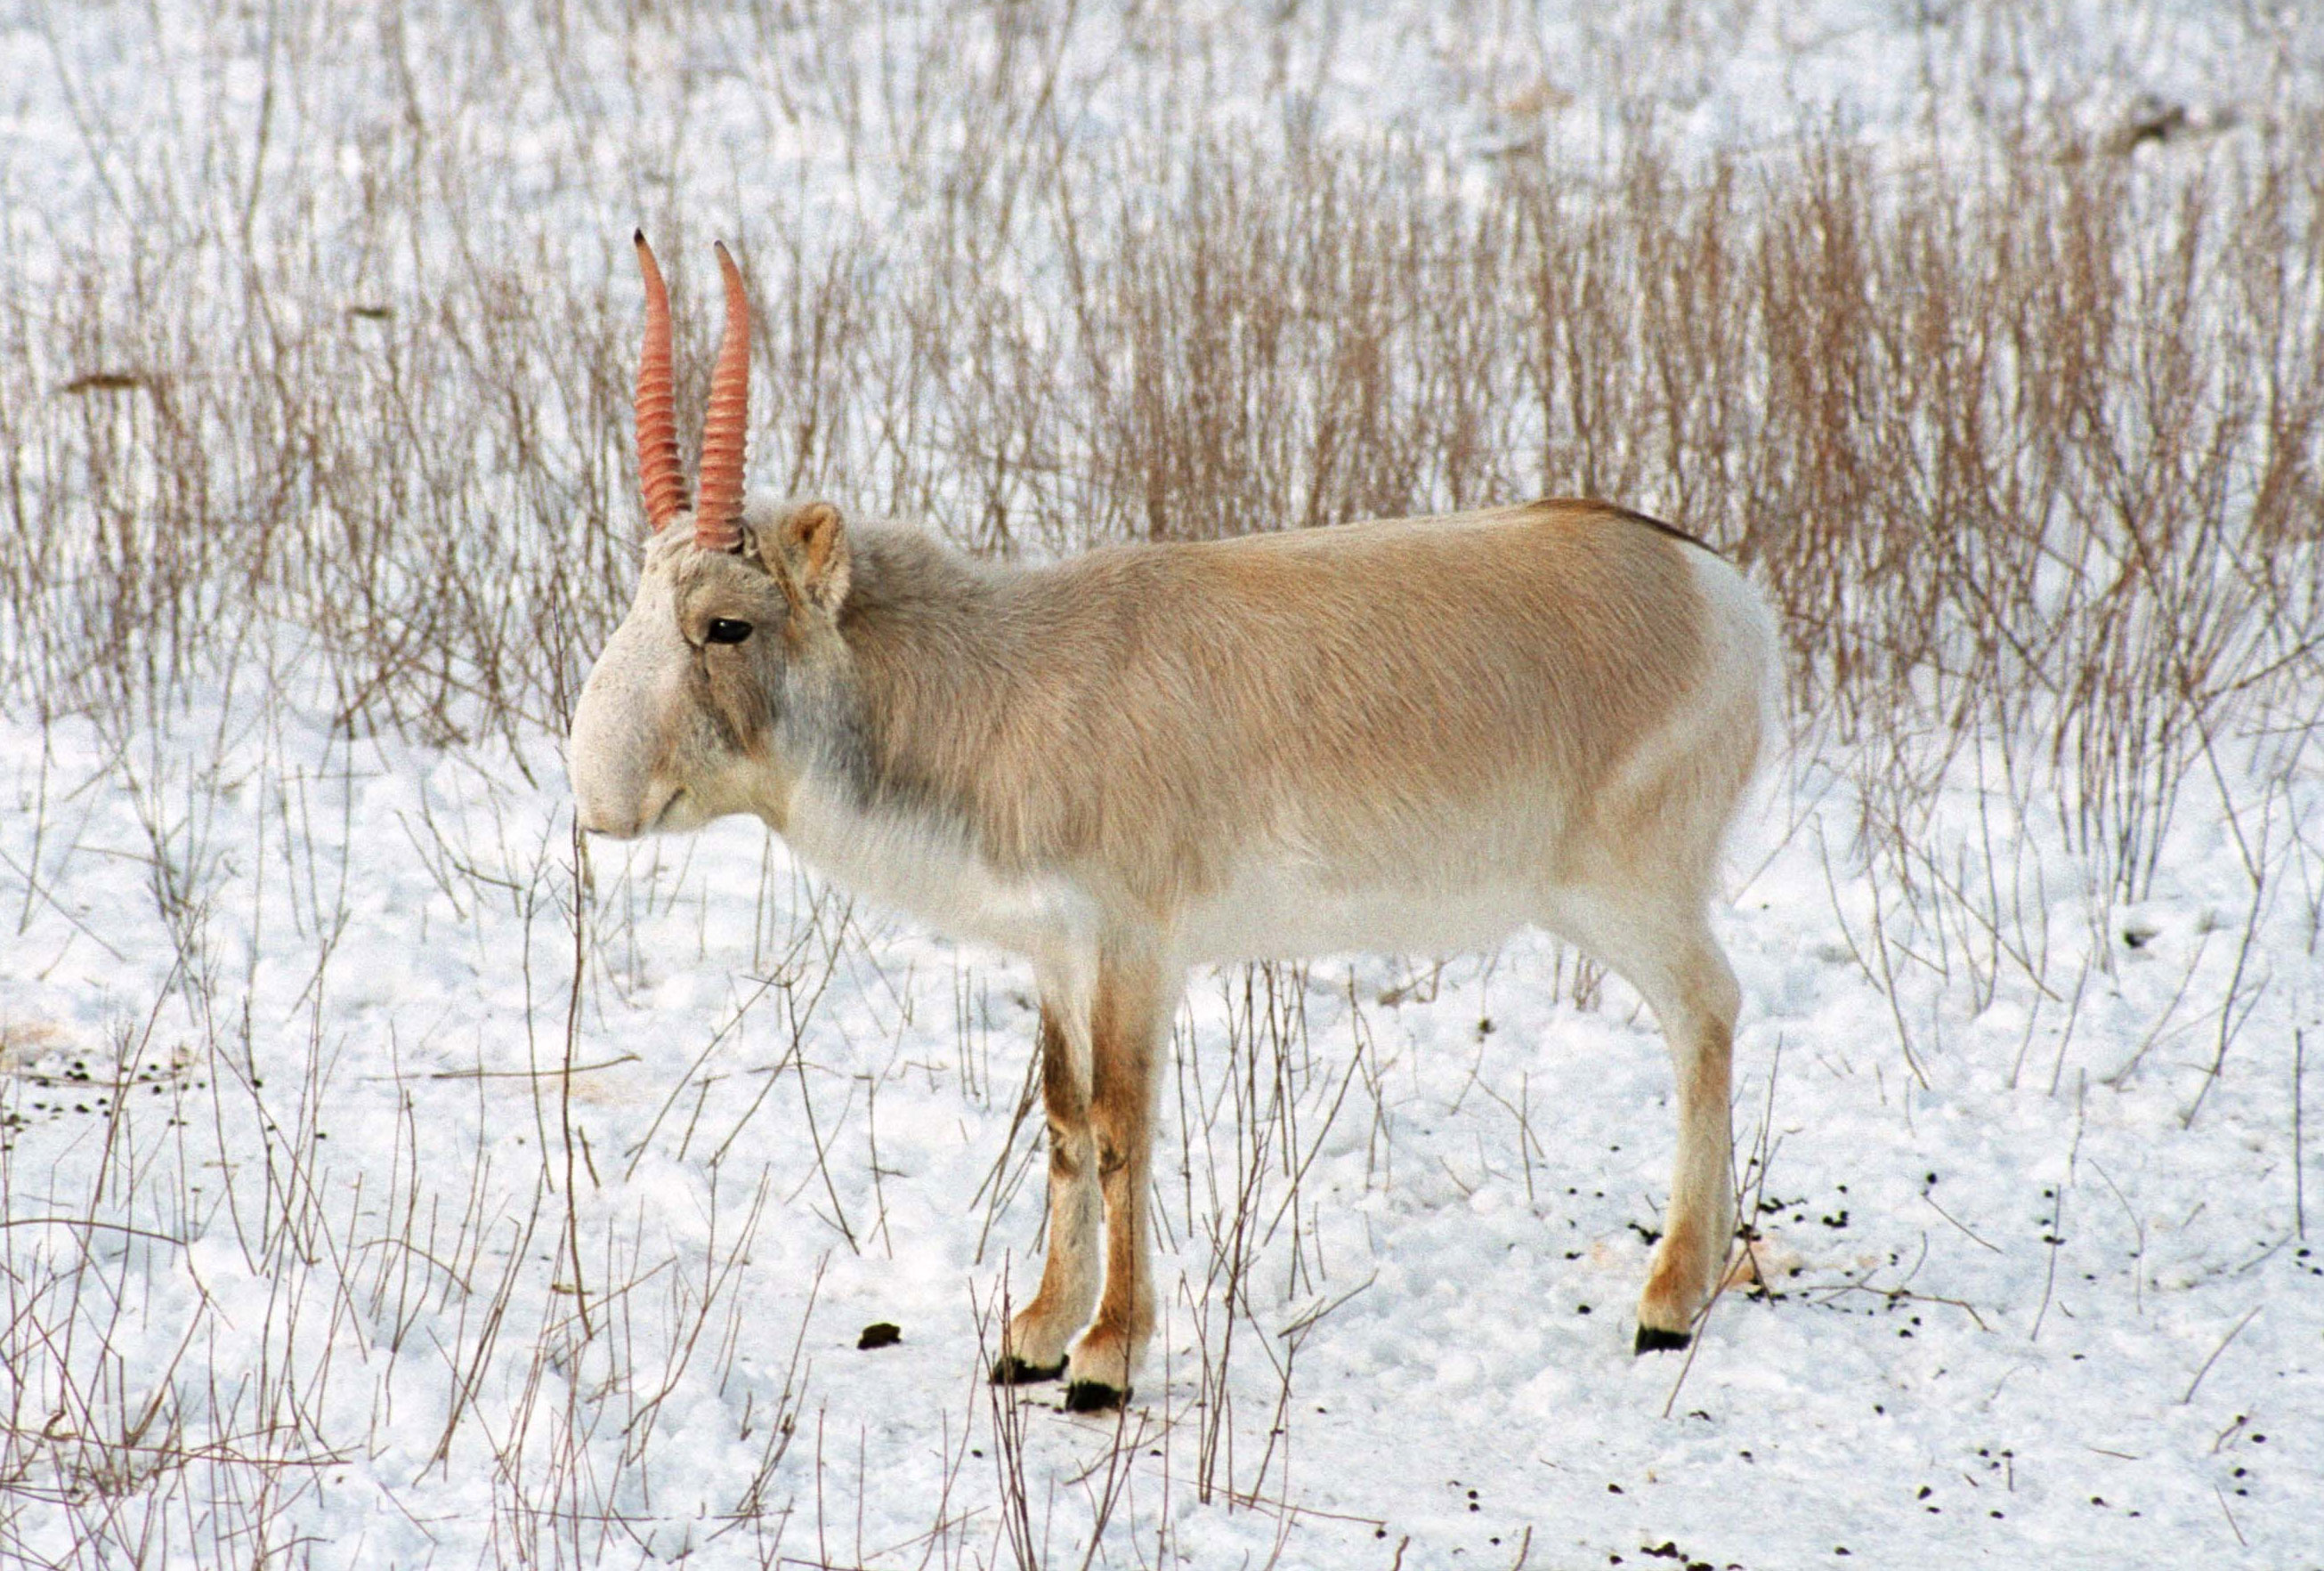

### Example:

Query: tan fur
xmin=571 ymin=491 xmax=1776 ymax=1405
xmin=840 ymin=501 xmax=1710 ymax=919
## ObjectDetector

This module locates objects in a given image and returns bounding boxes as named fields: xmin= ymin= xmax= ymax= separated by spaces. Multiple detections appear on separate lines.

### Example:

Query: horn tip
xmin=634 ymin=227 xmax=647 ymax=247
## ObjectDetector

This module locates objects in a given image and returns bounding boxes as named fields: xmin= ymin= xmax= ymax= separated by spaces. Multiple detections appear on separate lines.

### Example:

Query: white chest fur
xmin=780 ymin=773 xmax=1103 ymax=961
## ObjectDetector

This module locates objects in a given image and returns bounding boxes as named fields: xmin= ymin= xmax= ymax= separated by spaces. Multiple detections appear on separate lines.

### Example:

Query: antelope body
xmin=569 ymin=237 xmax=1777 ymax=1411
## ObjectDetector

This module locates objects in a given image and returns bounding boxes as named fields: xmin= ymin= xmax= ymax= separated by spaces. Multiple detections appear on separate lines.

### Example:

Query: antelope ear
xmin=765 ymin=500 xmax=851 ymax=611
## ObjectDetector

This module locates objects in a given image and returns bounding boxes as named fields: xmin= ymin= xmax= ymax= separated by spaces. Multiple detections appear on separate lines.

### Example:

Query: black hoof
xmin=991 ymin=1355 xmax=1066 ymax=1386
xmin=1634 ymin=1324 xmax=1692 ymax=1355
xmin=1064 ymin=1379 xmax=1129 ymax=1413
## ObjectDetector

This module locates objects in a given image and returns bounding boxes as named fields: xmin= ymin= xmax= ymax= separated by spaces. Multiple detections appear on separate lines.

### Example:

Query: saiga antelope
xmin=568 ymin=236 xmax=1777 ymax=1412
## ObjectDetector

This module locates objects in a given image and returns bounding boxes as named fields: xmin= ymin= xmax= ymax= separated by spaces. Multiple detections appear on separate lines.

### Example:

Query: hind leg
xmin=1541 ymin=887 xmax=1740 ymax=1351
xmin=1632 ymin=923 xmax=1739 ymax=1351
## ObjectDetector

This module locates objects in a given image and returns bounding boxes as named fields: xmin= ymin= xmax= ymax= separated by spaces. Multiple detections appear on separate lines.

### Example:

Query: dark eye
xmin=705 ymin=618 xmax=754 ymax=645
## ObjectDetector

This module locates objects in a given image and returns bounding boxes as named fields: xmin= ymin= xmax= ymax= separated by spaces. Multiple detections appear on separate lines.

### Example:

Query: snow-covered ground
xmin=3 ymin=3 xmax=2320 ymax=1567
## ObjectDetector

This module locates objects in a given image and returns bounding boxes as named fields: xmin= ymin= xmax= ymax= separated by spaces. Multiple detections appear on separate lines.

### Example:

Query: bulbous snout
xmin=567 ymin=619 xmax=682 ymax=838
xmin=569 ymin=694 xmax=662 ymax=840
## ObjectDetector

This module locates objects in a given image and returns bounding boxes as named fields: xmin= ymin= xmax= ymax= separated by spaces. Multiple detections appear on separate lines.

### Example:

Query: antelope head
xmin=568 ymin=235 xmax=854 ymax=840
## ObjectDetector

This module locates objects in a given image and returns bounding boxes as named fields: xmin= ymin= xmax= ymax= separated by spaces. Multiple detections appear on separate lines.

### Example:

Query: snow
xmin=3 ymin=2 xmax=2321 ymax=1567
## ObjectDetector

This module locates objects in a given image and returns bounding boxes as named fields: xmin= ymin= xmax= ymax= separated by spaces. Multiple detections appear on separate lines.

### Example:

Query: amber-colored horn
xmin=693 ymin=241 xmax=750 ymax=552
xmin=633 ymin=231 xmax=689 ymax=531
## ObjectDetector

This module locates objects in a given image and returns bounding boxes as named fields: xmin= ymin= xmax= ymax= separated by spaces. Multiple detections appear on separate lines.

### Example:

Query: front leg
xmin=1064 ymin=955 xmax=1178 ymax=1412
xmin=995 ymin=1001 xmax=1099 ymax=1384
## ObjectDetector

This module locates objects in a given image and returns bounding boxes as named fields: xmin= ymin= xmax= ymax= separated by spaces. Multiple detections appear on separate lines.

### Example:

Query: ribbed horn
xmin=633 ymin=231 xmax=689 ymax=532
xmin=693 ymin=241 xmax=750 ymax=552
